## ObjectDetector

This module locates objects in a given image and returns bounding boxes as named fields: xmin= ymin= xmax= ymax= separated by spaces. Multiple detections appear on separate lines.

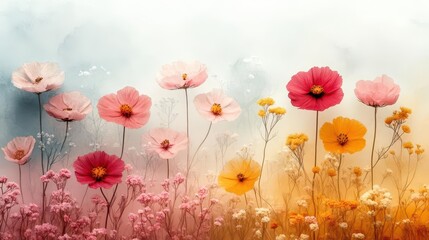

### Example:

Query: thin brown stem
xmin=337 ymin=154 xmax=342 ymax=200
xmin=184 ymin=88 xmax=190 ymax=193
xmin=100 ymin=188 xmax=110 ymax=229
xmin=167 ymin=158 xmax=170 ymax=179
xmin=311 ymin=111 xmax=319 ymax=216
xmin=370 ymin=107 xmax=378 ymax=189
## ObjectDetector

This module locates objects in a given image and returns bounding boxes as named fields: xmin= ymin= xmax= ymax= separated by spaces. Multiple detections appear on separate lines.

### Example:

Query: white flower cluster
xmin=255 ymin=207 xmax=271 ymax=223
xmin=339 ymin=222 xmax=348 ymax=229
xmin=410 ymin=185 xmax=429 ymax=202
xmin=352 ymin=233 xmax=365 ymax=239
xmin=232 ymin=209 xmax=246 ymax=220
xmin=299 ymin=233 xmax=309 ymax=240
xmin=255 ymin=230 xmax=262 ymax=239
xmin=360 ymin=185 xmax=392 ymax=209
xmin=275 ymin=234 xmax=286 ymax=240
xmin=296 ymin=199 xmax=308 ymax=208
xmin=304 ymin=216 xmax=318 ymax=232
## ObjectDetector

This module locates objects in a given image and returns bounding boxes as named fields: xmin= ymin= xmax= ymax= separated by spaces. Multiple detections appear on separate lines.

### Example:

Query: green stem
xmin=59 ymin=121 xmax=69 ymax=153
xmin=37 ymin=93 xmax=47 ymax=222
xmin=19 ymin=165 xmax=24 ymax=203
xmin=371 ymin=107 xmax=378 ymax=189
xmin=37 ymin=93 xmax=45 ymax=174
xmin=120 ymin=126 xmax=126 ymax=159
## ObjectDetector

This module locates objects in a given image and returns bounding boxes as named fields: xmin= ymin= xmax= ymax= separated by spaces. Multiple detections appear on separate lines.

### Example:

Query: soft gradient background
xmin=1 ymin=0 xmax=429 ymax=200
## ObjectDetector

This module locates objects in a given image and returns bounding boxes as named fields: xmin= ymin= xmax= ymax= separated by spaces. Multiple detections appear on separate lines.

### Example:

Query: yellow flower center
xmin=63 ymin=107 xmax=73 ymax=111
xmin=211 ymin=103 xmax=222 ymax=116
xmin=91 ymin=166 xmax=107 ymax=181
xmin=237 ymin=173 xmax=246 ymax=182
xmin=337 ymin=133 xmax=348 ymax=146
xmin=310 ymin=85 xmax=324 ymax=98
xmin=182 ymin=73 xmax=188 ymax=81
xmin=35 ymin=77 xmax=43 ymax=83
xmin=161 ymin=139 xmax=171 ymax=150
xmin=120 ymin=104 xmax=133 ymax=118
xmin=14 ymin=150 xmax=25 ymax=160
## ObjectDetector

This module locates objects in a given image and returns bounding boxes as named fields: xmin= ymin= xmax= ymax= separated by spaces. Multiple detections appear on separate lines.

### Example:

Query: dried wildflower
xmin=327 ymin=168 xmax=337 ymax=177
xmin=353 ymin=167 xmax=362 ymax=177
xmin=257 ymin=97 xmax=275 ymax=106
xmin=402 ymin=125 xmax=411 ymax=133
xmin=312 ymin=166 xmax=321 ymax=174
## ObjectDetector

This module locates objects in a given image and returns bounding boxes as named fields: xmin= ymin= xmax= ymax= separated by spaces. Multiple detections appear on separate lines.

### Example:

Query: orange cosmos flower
xmin=319 ymin=116 xmax=366 ymax=154
xmin=218 ymin=157 xmax=261 ymax=195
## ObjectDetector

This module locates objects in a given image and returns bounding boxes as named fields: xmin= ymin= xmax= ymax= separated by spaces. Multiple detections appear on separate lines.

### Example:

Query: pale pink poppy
xmin=194 ymin=89 xmax=241 ymax=123
xmin=142 ymin=128 xmax=188 ymax=159
xmin=354 ymin=75 xmax=400 ymax=107
xmin=157 ymin=61 xmax=208 ymax=89
xmin=12 ymin=62 xmax=64 ymax=93
xmin=97 ymin=86 xmax=152 ymax=129
xmin=73 ymin=151 xmax=125 ymax=189
xmin=2 ymin=136 xmax=36 ymax=165
xmin=43 ymin=91 xmax=92 ymax=121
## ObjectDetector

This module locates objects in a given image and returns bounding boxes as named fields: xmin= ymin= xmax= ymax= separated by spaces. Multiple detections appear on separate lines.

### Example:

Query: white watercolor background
xmin=1 ymin=0 xmax=429 ymax=195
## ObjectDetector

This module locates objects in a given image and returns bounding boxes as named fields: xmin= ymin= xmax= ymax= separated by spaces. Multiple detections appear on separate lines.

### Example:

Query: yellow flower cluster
xmin=403 ymin=141 xmax=414 ymax=154
xmin=289 ymin=212 xmax=305 ymax=225
xmin=402 ymin=125 xmax=411 ymax=133
xmin=403 ymin=141 xmax=414 ymax=149
xmin=326 ymin=199 xmax=359 ymax=210
xmin=327 ymin=168 xmax=337 ymax=177
xmin=385 ymin=107 xmax=412 ymax=125
xmin=286 ymin=133 xmax=309 ymax=150
xmin=269 ymin=107 xmax=286 ymax=115
xmin=257 ymin=97 xmax=275 ymax=106
xmin=257 ymin=97 xmax=286 ymax=118
xmin=353 ymin=166 xmax=362 ymax=177
xmin=312 ymin=166 xmax=321 ymax=174
xmin=415 ymin=144 xmax=425 ymax=155
xmin=402 ymin=142 xmax=424 ymax=155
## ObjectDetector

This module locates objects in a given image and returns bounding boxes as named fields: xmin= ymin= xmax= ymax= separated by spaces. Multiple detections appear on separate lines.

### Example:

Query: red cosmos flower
xmin=97 ymin=86 xmax=152 ymax=129
xmin=73 ymin=151 xmax=125 ymax=189
xmin=286 ymin=67 xmax=344 ymax=111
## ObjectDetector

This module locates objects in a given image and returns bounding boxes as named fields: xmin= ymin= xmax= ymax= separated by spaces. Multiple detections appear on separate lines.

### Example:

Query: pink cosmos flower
xmin=97 ymin=86 xmax=152 ymax=129
xmin=73 ymin=151 xmax=125 ymax=189
xmin=12 ymin=62 xmax=64 ymax=93
xmin=2 ymin=136 xmax=36 ymax=165
xmin=354 ymin=75 xmax=400 ymax=107
xmin=43 ymin=91 xmax=92 ymax=121
xmin=157 ymin=61 xmax=208 ymax=89
xmin=142 ymin=128 xmax=188 ymax=159
xmin=194 ymin=89 xmax=241 ymax=123
xmin=286 ymin=66 xmax=344 ymax=111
